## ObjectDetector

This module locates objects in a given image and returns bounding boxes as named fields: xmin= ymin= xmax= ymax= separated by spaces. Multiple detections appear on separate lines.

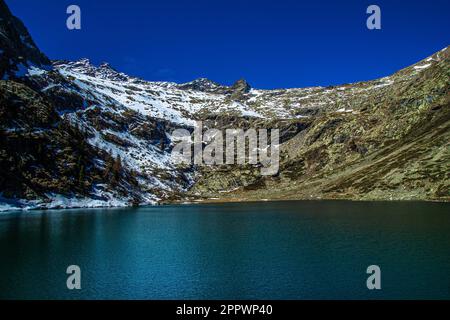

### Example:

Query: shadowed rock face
xmin=0 ymin=1 xmax=165 ymax=207
xmin=176 ymin=78 xmax=252 ymax=97
xmin=177 ymin=78 xmax=223 ymax=92
xmin=0 ymin=0 xmax=51 ymax=79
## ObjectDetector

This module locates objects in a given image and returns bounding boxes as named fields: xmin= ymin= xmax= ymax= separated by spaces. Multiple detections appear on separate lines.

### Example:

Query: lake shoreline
xmin=1 ymin=196 xmax=449 ymax=214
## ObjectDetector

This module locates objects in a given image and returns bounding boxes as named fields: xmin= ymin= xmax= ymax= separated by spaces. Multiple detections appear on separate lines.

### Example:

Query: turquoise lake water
xmin=0 ymin=201 xmax=449 ymax=299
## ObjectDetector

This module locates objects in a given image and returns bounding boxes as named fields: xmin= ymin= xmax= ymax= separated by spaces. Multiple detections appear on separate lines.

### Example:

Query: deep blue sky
xmin=6 ymin=0 xmax=450 ymax=89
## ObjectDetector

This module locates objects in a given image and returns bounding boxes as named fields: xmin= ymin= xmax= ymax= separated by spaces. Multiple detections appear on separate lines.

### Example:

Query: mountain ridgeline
xmin=0 ymin=0 xmax=448 ymax=210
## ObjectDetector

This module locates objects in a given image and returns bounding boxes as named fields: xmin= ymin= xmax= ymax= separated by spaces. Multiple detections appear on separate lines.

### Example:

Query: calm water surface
xmin=0 ymin=201 xmax=449 ymax=299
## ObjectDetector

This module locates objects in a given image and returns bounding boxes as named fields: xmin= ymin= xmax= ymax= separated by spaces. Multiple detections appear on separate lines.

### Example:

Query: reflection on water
xmin=0 ymin=201 xmax=449 ymax=299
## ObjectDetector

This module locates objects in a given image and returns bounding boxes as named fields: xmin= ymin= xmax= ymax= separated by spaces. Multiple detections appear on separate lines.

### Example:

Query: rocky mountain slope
xmin=0 ymin=0 xmax=448 ymax=210
xmin=191 ymin=47 xmax=450 ymax=202
xmin=0 ymin=0 xmax=186 ymax=210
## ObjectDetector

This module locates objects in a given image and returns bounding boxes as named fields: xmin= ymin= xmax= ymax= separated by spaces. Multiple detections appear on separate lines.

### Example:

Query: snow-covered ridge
xmin=52 ymin=55 xmax=421 ymax=122
xmin=54 ymin=59 xmax=267 ymax=123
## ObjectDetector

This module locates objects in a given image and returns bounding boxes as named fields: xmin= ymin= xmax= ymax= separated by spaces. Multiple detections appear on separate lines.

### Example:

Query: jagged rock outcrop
xmin=177 ymin=78 xmax=222 ymax=92
xmin=231 ymin=79 xmax=251 ymax=94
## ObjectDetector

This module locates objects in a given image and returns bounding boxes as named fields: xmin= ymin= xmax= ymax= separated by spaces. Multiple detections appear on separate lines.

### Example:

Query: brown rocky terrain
xmin=188 ymin=48 xmax=449 ymax=202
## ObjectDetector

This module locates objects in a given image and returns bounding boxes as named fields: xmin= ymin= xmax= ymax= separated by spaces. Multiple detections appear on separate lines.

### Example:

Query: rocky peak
xmin=70 ymin=58 xmax=95 ymax=70
xmin=76 ymin=58 xmax=93 ymax=67
xmin=53 ymin=58 xmax=97 ymax=77
xmin=54 ymin=59 xmax=129 ymax=82
xmin=96 ymin=62 xmax=129 ymax=81
xmin=178 ymin=78 xmax=252 ymax=96
xmin=178 ymin=77 xmax=222 ymax=92
xmin=231 ymin=79 xmax=251 ymax=94
xmin=98 ymin=62 xmax=114 ymax=70
xmin=0 ymin=0 xmax=51 ymax=79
